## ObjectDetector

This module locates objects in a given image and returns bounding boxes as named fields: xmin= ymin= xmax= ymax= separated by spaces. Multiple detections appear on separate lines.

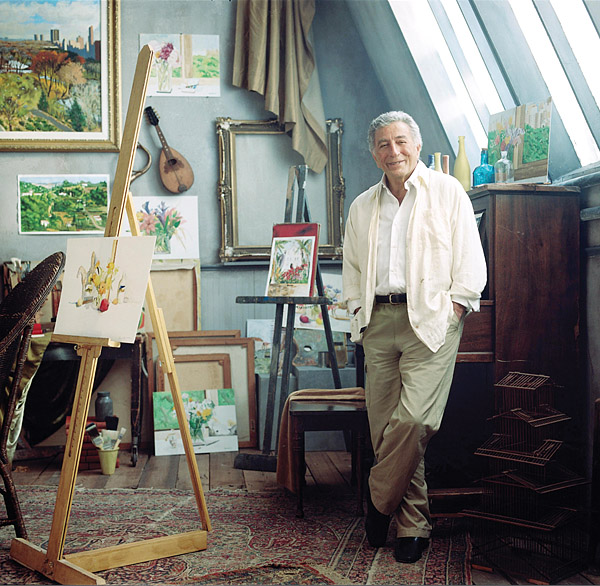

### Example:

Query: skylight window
xmin=506 ymin=0 xmax=599 ymax=166
xmin=550 ymin=0 xmax=600 ymax=113
xmin=438 ymin=0 xmax=504 ymax=116
xmin=388 ymin=0 xmax=487 ymax=160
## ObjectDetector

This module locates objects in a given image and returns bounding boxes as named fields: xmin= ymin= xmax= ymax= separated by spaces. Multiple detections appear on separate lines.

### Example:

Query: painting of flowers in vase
xmin=130 ymin=195 xmax=199 ymax=259
xmin=487 ymin=97 xmax=552 ymax=183
xmin=140 ymin=33 xmax=220 ymax=97
xmin=53 ymin=236 xmax=155 ymax=343
xmin=153 ymin=389 xmax=238 ymax=456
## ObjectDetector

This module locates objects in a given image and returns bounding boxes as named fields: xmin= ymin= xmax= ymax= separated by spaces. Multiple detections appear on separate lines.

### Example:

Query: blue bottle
xmin=472 ymin=148 xmax=495 ymax=187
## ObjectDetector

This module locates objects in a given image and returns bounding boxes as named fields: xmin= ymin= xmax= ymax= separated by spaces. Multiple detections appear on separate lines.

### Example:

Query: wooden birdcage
xmin=463 ymin=372 xmax=589 ymax=584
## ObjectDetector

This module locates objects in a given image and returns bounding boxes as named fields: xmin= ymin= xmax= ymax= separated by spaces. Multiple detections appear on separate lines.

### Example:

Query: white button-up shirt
xmin=343 ymin=161 xmax=487 ymax=352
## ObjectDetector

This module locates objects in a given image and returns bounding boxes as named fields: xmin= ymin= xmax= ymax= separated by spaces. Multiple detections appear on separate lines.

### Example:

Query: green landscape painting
xmin=19 ymin=174 xmax=109 ymax=234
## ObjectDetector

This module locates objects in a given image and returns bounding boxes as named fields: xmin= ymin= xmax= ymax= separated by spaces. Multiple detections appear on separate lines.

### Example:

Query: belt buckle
xmin=389 ymin=294 xmax=401 ymax=305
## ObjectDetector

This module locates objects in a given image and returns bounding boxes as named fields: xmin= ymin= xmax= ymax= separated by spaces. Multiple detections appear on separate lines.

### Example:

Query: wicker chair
xmin=0 ymin=251 xmax=65 ymax=537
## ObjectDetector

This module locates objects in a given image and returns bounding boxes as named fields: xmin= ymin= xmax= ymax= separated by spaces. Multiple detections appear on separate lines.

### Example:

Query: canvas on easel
xmin=265 ymin=222 xmax=319 ymax=297
xmin=53 ymin=236 xmax=155 ymax=343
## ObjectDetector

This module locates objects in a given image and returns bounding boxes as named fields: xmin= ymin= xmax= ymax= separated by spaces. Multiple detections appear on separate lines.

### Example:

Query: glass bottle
xmin=453 ymin=135 xmax=471 ymax=191
xmin=434 ymin=152 xmax=442 ymax=172
xmin=494 ymin=150 xmax=514 ymax=183
xmin=427 ymin=154 xmax=435 ymax=169
xmin=472 ymin=148 xmax=495 ymax=187
xmin=95 ymin=391 xmax=113 ymax=422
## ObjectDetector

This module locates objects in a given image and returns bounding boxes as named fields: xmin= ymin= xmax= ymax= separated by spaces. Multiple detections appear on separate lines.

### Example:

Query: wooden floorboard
xmin=209 ymin=451 xmax=244 ymax=489
xmin=137 ymin=450 xmax=179 ymax=489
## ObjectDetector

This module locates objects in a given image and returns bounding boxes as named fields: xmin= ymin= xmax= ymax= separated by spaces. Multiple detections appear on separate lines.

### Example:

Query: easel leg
xmin=11 ymin=343 xmax=106 ymax=585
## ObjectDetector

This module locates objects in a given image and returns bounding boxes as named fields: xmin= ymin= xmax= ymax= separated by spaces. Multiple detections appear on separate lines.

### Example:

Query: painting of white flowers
xmin=53 ymin=236 xmax=155 ymax=343
xmin=129 ymin=195 xmax=199 ymax=259
xmin=153 ymin=389 xmax=238 ymax=456
xmin=140 ymin=33 xmax=220 ymax=97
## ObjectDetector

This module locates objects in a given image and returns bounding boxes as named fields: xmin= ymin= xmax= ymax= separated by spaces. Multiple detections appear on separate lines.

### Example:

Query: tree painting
xmin=266 ymin=236 xmax=316 ymax=297
xmin=0 ymin=0 xmax=104 ymax=135
xmin=19 ymin=174 xmax=109 ymax=234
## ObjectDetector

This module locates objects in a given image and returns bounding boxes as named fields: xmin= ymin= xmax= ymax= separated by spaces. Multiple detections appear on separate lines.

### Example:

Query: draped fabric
xmin=232 ymin=0 xmax=328 ymax=174
xmin=276 ymin=386 xmax=366 ymax=493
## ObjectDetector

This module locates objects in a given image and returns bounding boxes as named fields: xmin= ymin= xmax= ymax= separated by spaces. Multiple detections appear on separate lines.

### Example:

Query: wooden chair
xmin=288 ymin=345 xmax=369 ymax=518
xmin=0 ymin=251 xmax=65 ymax=537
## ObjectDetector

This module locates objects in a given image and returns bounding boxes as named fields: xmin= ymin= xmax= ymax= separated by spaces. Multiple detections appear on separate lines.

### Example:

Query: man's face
xmin=371 ymin=121 xmax=422 ymax=185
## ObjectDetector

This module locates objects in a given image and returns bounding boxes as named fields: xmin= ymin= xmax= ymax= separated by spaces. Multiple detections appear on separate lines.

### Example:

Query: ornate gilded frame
xmin=0 ymin=0 xmax=121 ymax=152
xmin=216 ymin=117 xmax=345 ymax=262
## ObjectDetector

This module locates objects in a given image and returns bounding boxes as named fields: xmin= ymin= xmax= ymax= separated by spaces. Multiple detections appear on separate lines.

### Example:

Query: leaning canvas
xmin=53 ymin=236 xmax=155 ymax=343
xmin=153 ymin=389 xmax=238 ymax=456
xmin=265 ymin=223 xmax=319 ymax=297
xmin=487 ymin=97 xmax=552 ymax=183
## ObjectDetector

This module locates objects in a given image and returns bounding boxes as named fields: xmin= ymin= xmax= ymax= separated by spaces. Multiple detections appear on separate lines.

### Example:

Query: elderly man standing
xmin=343 ymin=111 xmax=487 ymax=563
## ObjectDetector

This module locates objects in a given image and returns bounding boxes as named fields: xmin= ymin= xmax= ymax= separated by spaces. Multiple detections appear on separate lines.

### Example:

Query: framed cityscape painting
xmin=265 ymin=223 xmax=319 ymax=297
xmin=0 ymin=0 xmax=121 ymax=151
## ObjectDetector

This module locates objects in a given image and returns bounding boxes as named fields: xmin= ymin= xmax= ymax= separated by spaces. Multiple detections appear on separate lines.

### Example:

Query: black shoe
xmin=394 ymin=537 xmax=429 ymax=563
xmin=365 ymin=488 xmax=390 ymax=547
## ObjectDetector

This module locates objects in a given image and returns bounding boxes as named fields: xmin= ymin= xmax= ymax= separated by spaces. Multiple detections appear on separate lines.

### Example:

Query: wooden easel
xmin=234 ymin=165 xmax=341 ymax=471
xmin=10 ymin=45 xmax=210 ymax=586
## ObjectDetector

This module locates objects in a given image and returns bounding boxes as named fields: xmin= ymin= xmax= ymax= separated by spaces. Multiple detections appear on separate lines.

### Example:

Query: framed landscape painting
xmin=18 ymin=174 xmax=109 ymax=234
xmin=0 ymin=0 xmax=121 ymax=151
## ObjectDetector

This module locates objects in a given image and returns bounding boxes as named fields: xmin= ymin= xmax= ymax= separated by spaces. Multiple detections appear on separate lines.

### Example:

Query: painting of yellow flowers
xmin=53 ymin=236 xmax=155 ymax=343
xmin=153 ymin=389 xmax=238 ymax=456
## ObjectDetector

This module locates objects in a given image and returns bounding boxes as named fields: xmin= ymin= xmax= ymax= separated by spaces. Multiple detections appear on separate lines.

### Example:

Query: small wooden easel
xmin=10 ymin=46 xmax=210 ymax=585
xmin=234 ymin=165 xmax=341 ymax=471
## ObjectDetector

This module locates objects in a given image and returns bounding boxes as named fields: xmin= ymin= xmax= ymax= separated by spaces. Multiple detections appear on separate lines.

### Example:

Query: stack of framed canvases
xmin=147 ymin=330 xmax=257 ymax=455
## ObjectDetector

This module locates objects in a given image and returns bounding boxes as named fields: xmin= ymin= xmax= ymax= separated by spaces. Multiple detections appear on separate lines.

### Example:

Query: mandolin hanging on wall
xmin=144 ymin=106 xmax=194 ymax=193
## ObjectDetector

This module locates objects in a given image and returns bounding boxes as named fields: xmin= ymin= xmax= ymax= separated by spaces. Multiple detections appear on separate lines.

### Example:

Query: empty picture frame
xmin=144 ymin=259 xmax=200 ymax=333
xmin=156 ymin=353 xmax=232 ymax=393
xmin=145 ymin=330 xmax=242 ymax=396
xmin=165 ymin=337 xmax=257 ymax=448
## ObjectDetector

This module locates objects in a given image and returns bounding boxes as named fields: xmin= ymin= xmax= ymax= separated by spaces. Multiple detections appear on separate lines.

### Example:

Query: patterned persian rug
xmin=0 ymin=486 xmax=471 ymax=584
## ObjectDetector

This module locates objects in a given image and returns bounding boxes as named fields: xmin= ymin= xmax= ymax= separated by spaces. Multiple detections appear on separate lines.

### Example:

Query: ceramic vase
xmin=453 ymin=136 xmax=471 ymax=191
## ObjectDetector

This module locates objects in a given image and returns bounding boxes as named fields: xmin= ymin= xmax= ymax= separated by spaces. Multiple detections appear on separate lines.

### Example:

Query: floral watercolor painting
xmin=18 ymin=174 xmax=109 ymax=234
xmin=53 ymin=236 xmax=155 ymax=343
xmin=488 ymin=97 xmax=552 ymax=183
xmin=153 ymin=389 xmax=238 ymax=456
xmin=139 ymin=33 xmax=220 ymax=97
xmin=266 ymin=236 xmax=317 ymax=297
xmin=129 ymin=195 xmax=199 ymax=259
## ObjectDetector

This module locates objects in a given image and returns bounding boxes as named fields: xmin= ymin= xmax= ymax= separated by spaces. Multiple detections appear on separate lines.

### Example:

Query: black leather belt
xmin=375 ymin=293 xmax=407 ymax=304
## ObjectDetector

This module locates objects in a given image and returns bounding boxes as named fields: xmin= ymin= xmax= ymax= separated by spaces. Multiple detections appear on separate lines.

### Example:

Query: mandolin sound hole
xmin=167 ymin=158 xmax=178 ymax=166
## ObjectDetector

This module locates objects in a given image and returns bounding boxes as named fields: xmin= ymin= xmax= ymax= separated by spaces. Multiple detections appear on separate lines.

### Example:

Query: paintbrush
xmin=85 ymin=423 xmax=104 ymax=449
xmin=112 ymin=427 xmax=127 ymax=450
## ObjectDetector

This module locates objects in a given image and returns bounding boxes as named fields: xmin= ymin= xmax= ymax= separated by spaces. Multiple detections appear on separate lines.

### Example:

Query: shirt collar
xmin=376 ymin=159 xmax=430 ymax=198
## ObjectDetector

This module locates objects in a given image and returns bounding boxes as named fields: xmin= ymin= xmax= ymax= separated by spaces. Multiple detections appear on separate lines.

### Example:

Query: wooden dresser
xmin=458 ymin=183 xmax=581 ymax=388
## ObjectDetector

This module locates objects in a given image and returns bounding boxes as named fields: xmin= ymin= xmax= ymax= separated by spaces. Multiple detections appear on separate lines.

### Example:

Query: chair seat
xmin=288 ymin=394 xmax=369 ymax=518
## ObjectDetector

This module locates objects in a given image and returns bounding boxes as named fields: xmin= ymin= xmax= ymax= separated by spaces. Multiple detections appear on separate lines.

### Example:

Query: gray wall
xmin=0 ymin=0 xmax=395 ymax=334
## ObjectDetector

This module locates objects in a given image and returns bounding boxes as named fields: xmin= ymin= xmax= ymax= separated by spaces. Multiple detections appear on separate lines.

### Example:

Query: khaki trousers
xmin=362 ymin=303 xmax=463 ymax=538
